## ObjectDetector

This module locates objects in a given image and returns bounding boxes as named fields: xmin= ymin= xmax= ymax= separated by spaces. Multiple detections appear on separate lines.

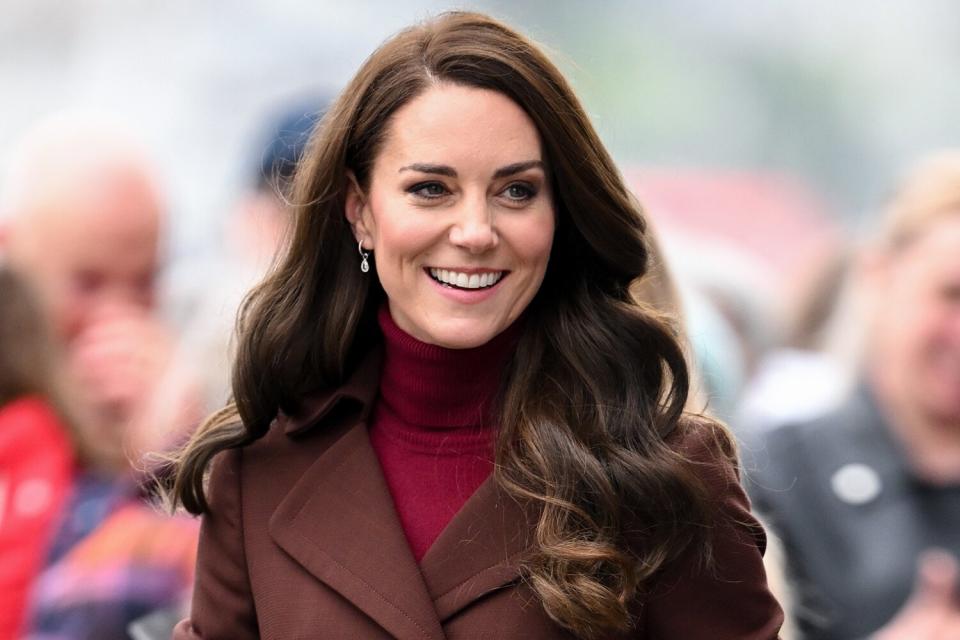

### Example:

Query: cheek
xmin=373 ymin=222 xmax=429 ymax=269
xmin=367 ymin=198 xmax=419 ymax=255
xmin=512 ymin=214 xmax=555 ymax=270
xmin=888 ymin=304 xmax=952 ymax=372
xmin=918 ymin=306 xmax=960 ymax=349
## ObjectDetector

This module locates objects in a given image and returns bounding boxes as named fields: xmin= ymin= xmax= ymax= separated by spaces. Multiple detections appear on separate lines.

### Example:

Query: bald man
xmin=0 ymin=114 xmax=200 ymax=638
xmin=1 ymin=116 xmax=195 ymax=467
xmin=2 ymin=116 xmax=162 ymax=344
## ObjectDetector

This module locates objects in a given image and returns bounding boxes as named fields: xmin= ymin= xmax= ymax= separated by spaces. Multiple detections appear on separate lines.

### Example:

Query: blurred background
xmin=3 ymin=0 xmax=960 ymax=254
xmin=2 ymin=2 xmax=960 ymax=638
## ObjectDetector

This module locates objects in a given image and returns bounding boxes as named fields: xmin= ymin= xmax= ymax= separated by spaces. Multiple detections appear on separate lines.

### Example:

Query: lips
xmin=427 ymin=268 xmax=505 ymax=290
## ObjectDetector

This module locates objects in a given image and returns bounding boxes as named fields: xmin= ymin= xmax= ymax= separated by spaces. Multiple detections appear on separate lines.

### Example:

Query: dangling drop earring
xmin=358 ymin=241 xmax=370 ymax=273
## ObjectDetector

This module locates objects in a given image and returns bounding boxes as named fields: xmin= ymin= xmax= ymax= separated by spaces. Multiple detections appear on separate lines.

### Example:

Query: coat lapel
xmin=267 ymin=345 xmax=539 ymax=632
xmin=269 ymin=420 xmax=445 ymax=640
xmin=419 ymin=474 xmax=537 ymax=621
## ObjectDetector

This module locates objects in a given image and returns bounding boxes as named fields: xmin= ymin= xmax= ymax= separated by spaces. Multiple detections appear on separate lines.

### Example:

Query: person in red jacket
xmin=0 ymin=267 xmax=75 ymax=640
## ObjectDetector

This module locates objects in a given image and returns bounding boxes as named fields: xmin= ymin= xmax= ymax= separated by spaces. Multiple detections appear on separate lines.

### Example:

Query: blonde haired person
xmin=746 ymin=151 xmax=960 ymax=639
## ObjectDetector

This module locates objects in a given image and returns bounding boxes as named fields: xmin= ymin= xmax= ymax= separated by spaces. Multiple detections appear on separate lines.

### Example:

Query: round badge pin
xmin=830 ymin=463 xmax=882 ymax=506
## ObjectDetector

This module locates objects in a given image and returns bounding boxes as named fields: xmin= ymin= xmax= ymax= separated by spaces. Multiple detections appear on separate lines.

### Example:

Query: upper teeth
xmin=429 ymin=268 xmax=504 ymax=289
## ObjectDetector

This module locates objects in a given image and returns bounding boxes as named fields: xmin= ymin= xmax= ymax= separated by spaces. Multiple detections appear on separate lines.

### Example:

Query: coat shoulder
xmin=643 ymin=415 xmax=784 ymax=639
xmin=671 ymin=413 xmax=740 ymax=477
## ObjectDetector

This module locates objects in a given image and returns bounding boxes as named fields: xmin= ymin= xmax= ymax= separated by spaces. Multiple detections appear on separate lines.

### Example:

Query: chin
xmin=429 ymin=332 xmax=495 ymax=350
xmin=933 ymin=401 xmax=960 ymax=424
xmin=918 ymin=389 xmax=960 ymax=425
xmin=425 ymin=320 xmax=503 ymax=350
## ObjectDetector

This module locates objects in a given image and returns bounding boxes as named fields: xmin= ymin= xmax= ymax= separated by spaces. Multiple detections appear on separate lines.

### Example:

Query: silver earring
xmin=358 ymin=241 xmax=370 ymax=273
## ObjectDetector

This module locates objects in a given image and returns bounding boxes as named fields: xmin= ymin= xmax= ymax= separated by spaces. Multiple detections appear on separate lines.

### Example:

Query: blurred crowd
xmin=0 ymin=102 xmax=958 ymax=639
xmin=0 ymin=107 xmax=315 ymax=639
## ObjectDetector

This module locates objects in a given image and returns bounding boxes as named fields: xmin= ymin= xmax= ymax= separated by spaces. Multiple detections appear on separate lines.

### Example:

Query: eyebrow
xmin=398 ymin=163 xmax=457 ymax=177
xmin=493 ymin=160 xmax=544 ymax=179
xmin=397 ymin=160 xmax=545 ymax=180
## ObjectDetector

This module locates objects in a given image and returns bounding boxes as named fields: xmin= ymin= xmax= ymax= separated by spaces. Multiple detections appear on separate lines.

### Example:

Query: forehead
xmin=898 ymin=214 xmax=960 ymax=278
xmin=36 ymin=172 xmax=161 ymax=270
xmin=376 ymin=83 xmax=542 ymax=169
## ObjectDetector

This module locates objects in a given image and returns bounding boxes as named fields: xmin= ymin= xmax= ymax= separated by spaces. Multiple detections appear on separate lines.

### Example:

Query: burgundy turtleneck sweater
xmin=369 ymin=306 xmax=519 ymax=562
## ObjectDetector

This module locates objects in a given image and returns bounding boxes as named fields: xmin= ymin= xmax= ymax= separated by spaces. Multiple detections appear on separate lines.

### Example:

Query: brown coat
xmin=174 ymin=350 xmax=783 ymax=639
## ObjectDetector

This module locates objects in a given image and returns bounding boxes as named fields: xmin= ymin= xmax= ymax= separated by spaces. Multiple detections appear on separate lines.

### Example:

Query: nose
xmin=449 ymin=198 xmax=499 ymax=253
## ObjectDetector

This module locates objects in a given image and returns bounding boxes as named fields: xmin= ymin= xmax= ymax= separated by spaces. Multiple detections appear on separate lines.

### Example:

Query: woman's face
xmin=347 ymin=83 xmax=555 ymax=349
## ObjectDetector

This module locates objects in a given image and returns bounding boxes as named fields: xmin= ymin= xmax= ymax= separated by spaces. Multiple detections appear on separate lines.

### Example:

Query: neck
xmin=376 ymin=305 xmax=521 ymax=430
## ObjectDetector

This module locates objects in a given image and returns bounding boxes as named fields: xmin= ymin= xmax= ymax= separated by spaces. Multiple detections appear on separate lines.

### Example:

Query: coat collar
xmin=420 ymin=473 xmax=536 ymax=621
xmin=268 ymin=348 xmax=537 ymax=638
xmin=279 ymin=346 xmax=383 ymax=437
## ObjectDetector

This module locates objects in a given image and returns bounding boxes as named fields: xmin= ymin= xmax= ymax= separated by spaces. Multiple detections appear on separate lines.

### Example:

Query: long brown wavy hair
xmin=169 ymin=12 xmax=730 ymax=638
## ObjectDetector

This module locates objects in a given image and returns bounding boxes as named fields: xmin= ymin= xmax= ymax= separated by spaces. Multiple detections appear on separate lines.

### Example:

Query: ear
xmin=345 ymin=171 xmax=374 ymax=250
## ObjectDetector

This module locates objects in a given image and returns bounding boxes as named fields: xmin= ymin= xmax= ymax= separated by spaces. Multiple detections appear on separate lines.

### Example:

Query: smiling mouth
xmin=427 ymin=268 xmax=506 ymax=290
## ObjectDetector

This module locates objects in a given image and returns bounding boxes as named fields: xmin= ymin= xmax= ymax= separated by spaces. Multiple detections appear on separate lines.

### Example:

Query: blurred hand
xmin=67 ymin=302 xmax=201 ymax=471
xmin=70 ymin=302 xmax=171 ymax=421
xmin=872 ymin=550 xmax=960 ymax=640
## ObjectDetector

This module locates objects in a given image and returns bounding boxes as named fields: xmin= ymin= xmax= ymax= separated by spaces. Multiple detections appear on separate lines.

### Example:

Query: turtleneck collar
xmin=376 ymin=304 xmax=521 ymax=430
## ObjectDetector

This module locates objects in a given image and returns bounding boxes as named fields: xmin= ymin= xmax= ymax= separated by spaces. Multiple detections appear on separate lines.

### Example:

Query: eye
xmin=501 ymin=182 xmax=536 ymax=203
xmin=942 ymin=283 xmax=960 ymax=304
xmin=408 ymin=182 xmax=450 ymax=199
xmin=133 ymin=272 xmax=156 ymax=301
xmin=72 ymin=270 xmax=105 ymax=295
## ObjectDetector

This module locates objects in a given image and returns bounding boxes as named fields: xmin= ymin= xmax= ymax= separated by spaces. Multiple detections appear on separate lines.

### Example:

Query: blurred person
xmin=745 ymin=150 xmax=960 ymax=639
xmin=241 ymin=102 xmax=324 ymax=267
xmin=663 ymin=236 xmax=778 ymax=421
xmin=0 ymin=114 xmax=200 ymax=639
xmin=167 ymin=12 xmax=782 ymax=639
xmin=736 ymin=245 xmax=854 ymax=431
xmin=165 ymin=102 xmax=323 ymax=414
xmin=0 ymin=267 xmax=74 ymax=640
xmin=1 ymin=116 xmax=160 ymax=345
xmin=2 ymin=113 xmax=176 ymax=457
xmin=682 ymin=285 xmax=752 ymax=420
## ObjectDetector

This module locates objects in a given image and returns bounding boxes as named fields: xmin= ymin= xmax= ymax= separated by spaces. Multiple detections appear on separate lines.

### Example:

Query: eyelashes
xmin=407 ymin=182 xmax=449 ymax=199
xmin=503 ymin=183 xmax=537 ymax=201
xmin=405 ymin=180 xmax=540 ymax=204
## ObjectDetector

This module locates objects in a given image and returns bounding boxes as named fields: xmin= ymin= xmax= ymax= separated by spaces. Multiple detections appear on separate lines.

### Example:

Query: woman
xmin=170 ymin=12 xmax=782 ymax=639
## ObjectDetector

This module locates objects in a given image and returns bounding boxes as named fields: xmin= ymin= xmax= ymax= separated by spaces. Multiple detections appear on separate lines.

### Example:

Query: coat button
xmin=831 ymin=463 xmax=882 ymax=505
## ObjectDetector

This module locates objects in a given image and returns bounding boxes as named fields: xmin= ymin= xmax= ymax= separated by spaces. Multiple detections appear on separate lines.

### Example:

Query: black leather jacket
xmin=742 ymin=385 xmax=960 ymax=640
